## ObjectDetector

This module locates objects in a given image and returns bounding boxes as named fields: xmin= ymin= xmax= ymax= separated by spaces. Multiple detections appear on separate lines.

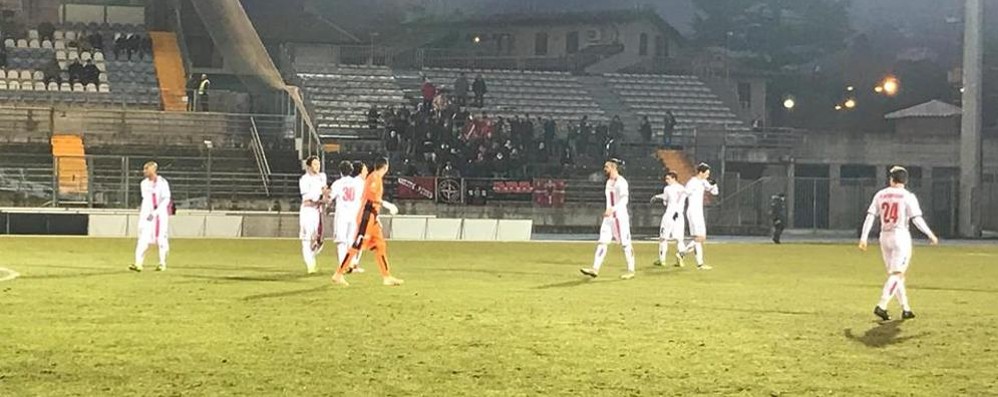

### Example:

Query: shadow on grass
xmin=533 ymin=279 xmax=594 ymax=289
xmin=422 ymin=267 xmax=556 ymax=277
xmin=242 ymin=285 xmax=330 ymax=301
xmin=844 ymin=321 xmax=924 ymax=348
xmin=174 ymin=273 xmax=313 ymax=283
xmin=21 ymin=270 xmax=124 ymax=280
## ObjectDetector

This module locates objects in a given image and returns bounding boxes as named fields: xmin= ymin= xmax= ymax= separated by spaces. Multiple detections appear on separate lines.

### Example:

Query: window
xmin=738 ymin=82 xmax=751 ymax=109
xmin=566 ymin=31 xmax=579 ymax=54
xmin=654 ymin=35 xmax=666 ymax=57
xmin=638 ymin=33 xmax=648 ymax=56
xmin=840 ymin=164 xmax=877 ymax=186
xmin=534 ymin=32 xmax=548 ymax=56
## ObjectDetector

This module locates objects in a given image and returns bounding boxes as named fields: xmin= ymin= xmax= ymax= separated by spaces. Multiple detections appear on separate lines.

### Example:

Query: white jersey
xmin=605 ymin=176 xmax=629 ymax=218
xmin=661 ymin=184 xmax=687 ymax=219
xmin=299 ymin=172 xmax=328 ymax=207
xmin=330 ymin=175 xmax=363 ymax=218
xmin=867 ymin=187 xmax=923 ymax=234
xmin=684 ymin=177 xmax=718 ymax=215
xmin=139 ymin=176 xmax=171 ymax=219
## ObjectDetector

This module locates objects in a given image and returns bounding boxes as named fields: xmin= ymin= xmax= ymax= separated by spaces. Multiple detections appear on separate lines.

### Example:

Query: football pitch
xmin=1 ymin=237 xmax=996 ymax=396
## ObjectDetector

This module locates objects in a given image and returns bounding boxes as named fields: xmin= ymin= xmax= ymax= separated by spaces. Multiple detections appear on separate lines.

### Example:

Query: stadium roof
xmin=884 ymin=100 xmax=962 ymax=119
xmin=409 ymin=9 xmax=685 ymax=40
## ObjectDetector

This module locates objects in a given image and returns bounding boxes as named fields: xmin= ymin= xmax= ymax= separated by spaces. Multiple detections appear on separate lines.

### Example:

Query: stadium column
xmin=785 ymin=160 xmax=795 ymax=229
xmin=959 ymin=0 xmax=983 ymax=238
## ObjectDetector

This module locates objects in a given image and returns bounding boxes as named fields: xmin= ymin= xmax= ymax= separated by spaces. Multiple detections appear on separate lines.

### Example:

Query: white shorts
xmin=687 ymin=211 xmax=706 ymax=237
xmin=333 ymin=215 xmax=358 ymax=244
xmin=660 ymin=211 xmax=685 ymax=241
xmin=137 ymin=214 xmax=169 ymax=244
xmin=598 ymin=214 xmax=631 ymax=245
xmin=299 ymin=206 xmax=323 ymax=241
xmin=880 ymin=232 xmax=913 ymax=273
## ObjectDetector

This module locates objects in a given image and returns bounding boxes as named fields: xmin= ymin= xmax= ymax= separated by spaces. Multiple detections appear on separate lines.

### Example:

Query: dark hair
xmin=666 ymin=171 xmax=679 ymax=180
xmin=338 ymin=160 xmax=352 ymax=176
xmin=696 ymin=163 xmax=711 ymax=174
xmin=374 ymin=157 xmax=389 ymax=170
xmin=351 ymin=161 xmax=365 ymax=177
xmin=305 ymin=155 xmax=319 ymax=168
xmin=889 ymin=166 xmax=909 ymax=184
xmin=607 ymin=158 xmax=624 ymax=167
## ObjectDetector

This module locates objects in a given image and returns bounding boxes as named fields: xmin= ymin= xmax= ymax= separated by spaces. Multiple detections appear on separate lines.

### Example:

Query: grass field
xmin=1 ymin=237 xmax=997 ymax=396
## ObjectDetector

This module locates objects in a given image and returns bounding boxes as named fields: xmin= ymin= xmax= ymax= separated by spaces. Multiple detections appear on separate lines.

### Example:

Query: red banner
xmin=396 ymin=176 xmax=436 ymax=200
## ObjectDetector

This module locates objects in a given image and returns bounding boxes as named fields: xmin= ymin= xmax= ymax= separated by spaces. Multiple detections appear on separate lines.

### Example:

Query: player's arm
xmin=157 ymin=180 xmax=172 ymax=217
xmin=381 ymin=200 xmax=399 ymax=215
xmin=299 ymin=177 xmax=322 ymax=205
xmin=858 ymin=198 xmax=878 ymax=250
xmin=706 ymin=179 xmax=719 ymax=195
xmin=613 ymin=181 xmax=629 ymax=213
xmin=907 ymin=195 xmax=939 ymax=245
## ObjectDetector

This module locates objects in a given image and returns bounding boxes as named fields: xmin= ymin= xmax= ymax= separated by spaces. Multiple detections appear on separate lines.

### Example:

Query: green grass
xmin=1 ymin=237 xmax=997 ymax=396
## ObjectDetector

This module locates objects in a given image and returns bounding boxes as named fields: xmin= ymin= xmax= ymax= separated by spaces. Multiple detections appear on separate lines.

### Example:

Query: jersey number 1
xmin=881 ymin=202 xmax=899 ymax=224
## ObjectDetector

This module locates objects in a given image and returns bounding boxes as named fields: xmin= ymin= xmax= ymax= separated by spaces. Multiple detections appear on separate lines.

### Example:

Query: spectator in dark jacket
xmin=42 ymin=57 xmax=62 ymax=85
xmin=472 ymin=74 xmax=487 ymax=107
xmin=640 ymin=116 xmax=652 ymax=142
xmin=82 ymin=60 xmax=100 ymax=86
xmin=453 ymin=72 xmax=469 ymax=107
xmin=663 ymin=110 xmax=677 ymax=147
xmin=38 ymin=22 xmax=56 ymax=42
xmin=367 ymin=105 xmax=380 ymax=129
xmin=67 ymin=59 xmax=83 ymax=84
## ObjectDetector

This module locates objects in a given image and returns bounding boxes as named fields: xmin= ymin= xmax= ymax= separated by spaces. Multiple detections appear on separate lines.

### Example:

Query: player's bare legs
xmin=689 ymin=235 xmax=711 ymax=270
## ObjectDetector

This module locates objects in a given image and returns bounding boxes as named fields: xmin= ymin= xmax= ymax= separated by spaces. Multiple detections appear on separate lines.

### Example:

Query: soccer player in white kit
xmin=329 ymin=160 xmax=367 ymax=273
xmin=580 ymin=159 xmax=636 ymax=280
xmin=651 ymin=171 xmax=688 ymax=267
xmin=859 ymin=166 xmax=938 ymax=321
xmin=130 ymin=161 xmax=171 ymax=272
xmin=299 ymin=155 xmax=329 ymax=274
xmin=679 ymin=163 xmax=718 ymax=270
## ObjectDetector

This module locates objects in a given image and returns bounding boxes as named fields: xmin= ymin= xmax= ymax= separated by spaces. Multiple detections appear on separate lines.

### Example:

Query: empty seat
xmin=0 ymin=81 xmax=7 ymax=90
xmin=85 ymin=83 xmax=97 ymax=92
xmin=73 ymin=83 xmax=84 ymax=92
xmin=29 ymin=39 xmax=40 ymax=48
xmin=35 ymin=81 xmax=47 ymax=91
xmin=4 ymin=39 xmax=14 ymax=48
xmin=65 ymin=31 xmax=77 ymax=41
xmin=98 ymin=83 xmax=110 ymax=93
xmin=68 ymin=51 xmax=79 ymax=60
xmin=93 ymin=52 xmax=104 ymax=62
xmin=28 ymin=29 xmax=39 ymax=39
xmin=56 ymin=50 xmax=66 ymax=60
xmin=19 ymin=70 xmax=32 ymax=81
xmin=60 ymin=82 xmax=72 ymax=92
xmin=42 ymin=40 xmax=53 ymax=49
xmin=9 ymin=81 xmax=20 ymax=90
xmin=47 ymin=82 xmax=59 ymax=91
xmin=54 ymin=40 xmax=65 ymax=50
xmin=17 ymin=39 xmax=28 ymax=48
xmin=21 ymin=82 xmax=33 ymax=91
xmin=32 ymin=71 xmax=44 ymax=81
xmin=81 ymin=52 xmax=92 ymax=61
xmin=54 ymin=31 xmax=64 ymax=40
xmin=98 ymin=74 xmax=109 ymax=83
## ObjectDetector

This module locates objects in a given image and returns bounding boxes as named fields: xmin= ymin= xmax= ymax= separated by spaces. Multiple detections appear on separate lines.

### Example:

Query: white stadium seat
xmin=35 ymin=82 xmax=47 ymax=91
xmin=3 ymin=39 xmax=14 ymax=48
xmin=60 ymin=83 xmax=72 ymax=92
xmin=48 ymin=82 xmax=59 ymax=91
xmin=98 ymin=83 xmax=110 ymax=93
xmin=17 ymin=39 xmax=28 ymax=48
xmin=73 ymin=83 xmax=84 ymax=92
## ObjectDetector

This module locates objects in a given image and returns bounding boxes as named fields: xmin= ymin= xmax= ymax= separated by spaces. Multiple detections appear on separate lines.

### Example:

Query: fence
xmin=3 ymin=158 xmax=995 ymax=235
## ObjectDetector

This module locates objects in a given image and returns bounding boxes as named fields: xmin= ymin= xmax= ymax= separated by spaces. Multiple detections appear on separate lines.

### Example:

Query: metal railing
xmin=248 ymin=116 xmax=272 ymax=196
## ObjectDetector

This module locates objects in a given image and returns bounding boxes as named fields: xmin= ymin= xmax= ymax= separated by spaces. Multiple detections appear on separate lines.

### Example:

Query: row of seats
xmin=298 ymin=65 xmax=407 ymax=131
xmin=605 ymin=73 xmax=748 ymax=132
xmin=0 ymin=81 xmax=109 ymax=92
xmin=419 ymin=67 xmax=607 ymax=123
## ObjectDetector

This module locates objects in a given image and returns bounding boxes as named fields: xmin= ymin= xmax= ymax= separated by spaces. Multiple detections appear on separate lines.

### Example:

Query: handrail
xmin=249 ymin=116 xmax=272 ymax=196
xmin=711 ymin=176 xmax=772 ymax=208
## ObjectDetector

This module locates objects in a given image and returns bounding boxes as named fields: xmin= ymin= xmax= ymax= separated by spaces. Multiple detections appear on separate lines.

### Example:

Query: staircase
xmin=51 ymin=135 xmax=88 ymax=198
xmin=578 ymin=75 xmax=641 ymax=140
xmin=149 ymin=31 xmax=188 ymax=112
xmin=657 ymin=149 xmax=696 ymax=182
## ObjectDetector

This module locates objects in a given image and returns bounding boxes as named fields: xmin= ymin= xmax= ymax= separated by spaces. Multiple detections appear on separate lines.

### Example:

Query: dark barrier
xmin=0 ymin=212 xmax=89 ymax=235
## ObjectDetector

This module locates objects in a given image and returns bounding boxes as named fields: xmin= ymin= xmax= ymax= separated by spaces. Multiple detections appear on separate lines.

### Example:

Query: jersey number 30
xmin=881 ymin=202 xmax=899 ymax=224
xmin=343 ymin=187 xmax=356 ymax=202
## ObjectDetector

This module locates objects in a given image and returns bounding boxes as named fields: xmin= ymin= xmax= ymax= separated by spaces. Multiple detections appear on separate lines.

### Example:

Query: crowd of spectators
xmin=370 ymin=89 xmax=626 ymax=179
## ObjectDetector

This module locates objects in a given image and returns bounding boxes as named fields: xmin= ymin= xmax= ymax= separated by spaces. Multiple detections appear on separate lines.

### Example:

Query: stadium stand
xmin=604 ymin=73 xmax=748 ymax=133
xmin=296 ymin=65 xmax=405 ymax=132
xmin=415 ymin=68 xmax=607 ymax=124
xmin=1 ymin=23 xmax=160 ymax=109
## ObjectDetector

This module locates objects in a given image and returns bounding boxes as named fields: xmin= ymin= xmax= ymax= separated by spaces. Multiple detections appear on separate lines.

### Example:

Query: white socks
xmin=693 ymin=242 xmax=704 ymax=265
xmin=878 ymin=274 xmax=902 ymax=309
xmin=623 ymin=244 xmax=635 ymax=272
xmin=676 ymin=239 xmax=688 ymax=255
xmin=592 ymin=244 xmax=608 ymax=271
xmin=593 ymin=243 xmax=633 ymax=273
xmin=658 ymin=241 xmax=667 ymax=262
xmin=157 ymin=240 xmax=169 ymax=266
xmin=336 ymin=242 xmax=349 ymax=267
xmin=301 ymin=240 xmax=317 ymax=271
xmin=896 ymin=279 xmax=911 ymax=311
